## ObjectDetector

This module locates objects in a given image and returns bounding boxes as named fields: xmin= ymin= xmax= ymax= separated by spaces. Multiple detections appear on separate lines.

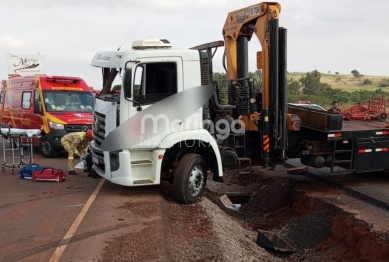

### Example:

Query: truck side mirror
xmin=123 ymin=69 xmax=132 ymax=99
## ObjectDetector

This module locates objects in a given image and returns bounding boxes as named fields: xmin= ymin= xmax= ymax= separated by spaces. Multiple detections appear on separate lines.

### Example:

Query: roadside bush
xmin=378 ymin=78 xmax=389 ymax=87
xmin=362 ymin=78 xmax=372 ymax=85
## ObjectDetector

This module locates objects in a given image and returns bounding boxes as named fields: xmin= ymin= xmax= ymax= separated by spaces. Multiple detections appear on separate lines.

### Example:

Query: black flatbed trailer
xmin=287 ymin=105 xmax=389 ymax=173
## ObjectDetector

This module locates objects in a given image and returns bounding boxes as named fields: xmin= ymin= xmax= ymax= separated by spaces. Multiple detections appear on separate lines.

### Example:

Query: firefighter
xmin=61 ymin=129 xmax=92 ymax=175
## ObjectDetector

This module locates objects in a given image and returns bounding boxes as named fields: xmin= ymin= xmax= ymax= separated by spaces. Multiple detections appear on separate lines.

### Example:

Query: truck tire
xmin=39 ymin=136 xmax=58 ymax=158
xmin=173 ymin=153 xmax=207 ymax=204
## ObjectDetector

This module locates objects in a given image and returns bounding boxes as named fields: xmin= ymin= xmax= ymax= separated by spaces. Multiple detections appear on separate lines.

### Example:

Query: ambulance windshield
xmin=42 ymin=91 xmax=95 ymax=112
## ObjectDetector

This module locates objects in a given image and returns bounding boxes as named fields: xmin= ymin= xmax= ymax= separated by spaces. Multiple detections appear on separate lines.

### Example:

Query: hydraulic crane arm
xmin=222 ymin=2 xmax=281 ymax=109
xmin=222 ymin=2 xmax=288 ymax=165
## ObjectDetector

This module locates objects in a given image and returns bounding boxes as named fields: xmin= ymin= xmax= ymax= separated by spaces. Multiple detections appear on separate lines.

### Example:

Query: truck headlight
xmin=49 ymin=121 xmax=64 ymax=129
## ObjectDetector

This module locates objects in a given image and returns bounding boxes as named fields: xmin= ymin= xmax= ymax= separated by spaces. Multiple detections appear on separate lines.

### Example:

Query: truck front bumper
xmin=90 ymin=141 xmax=164 ymax=186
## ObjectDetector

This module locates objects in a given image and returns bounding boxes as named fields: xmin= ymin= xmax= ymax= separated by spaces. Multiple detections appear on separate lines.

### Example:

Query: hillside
xmin=287 ymin=73 xmax=389 ymax=92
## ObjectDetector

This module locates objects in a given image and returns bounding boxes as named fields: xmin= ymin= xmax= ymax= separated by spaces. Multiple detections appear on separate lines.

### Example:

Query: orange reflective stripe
xmin=263 ymin=135 xmax=270 ymax=152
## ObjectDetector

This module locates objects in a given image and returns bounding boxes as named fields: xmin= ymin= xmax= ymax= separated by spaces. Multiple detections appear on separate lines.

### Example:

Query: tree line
xmin=213 ymin=70 xmax=389 ymax=109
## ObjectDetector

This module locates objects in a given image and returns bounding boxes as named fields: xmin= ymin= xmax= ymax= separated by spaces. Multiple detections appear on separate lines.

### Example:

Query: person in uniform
xmin=61 ymin=129 xmax=92 ymax=175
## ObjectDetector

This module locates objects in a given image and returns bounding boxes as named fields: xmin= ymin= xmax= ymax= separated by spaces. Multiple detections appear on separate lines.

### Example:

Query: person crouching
xmin=61 ymin=130 xmax=90 ymax=175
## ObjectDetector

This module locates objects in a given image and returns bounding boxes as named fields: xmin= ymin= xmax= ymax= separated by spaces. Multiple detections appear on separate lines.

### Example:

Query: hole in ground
xmin=228 ymin=196 xmax=251 ymax=206
xmin=214 ymin=170 xmax=389 ymax=261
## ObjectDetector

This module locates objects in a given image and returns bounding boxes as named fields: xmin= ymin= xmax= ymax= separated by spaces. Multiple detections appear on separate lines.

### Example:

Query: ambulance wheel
xmin=173 ymin=153 xmax=207 ymax=205
xmin=39 ymin=136 xmax=58 ymax=158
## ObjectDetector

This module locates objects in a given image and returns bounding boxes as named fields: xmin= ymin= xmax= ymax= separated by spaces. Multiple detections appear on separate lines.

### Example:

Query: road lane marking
xmin=48 ymin=178 xmax=105 ymax=262
xmin=65 ymin=204 xmax=85 ymax=208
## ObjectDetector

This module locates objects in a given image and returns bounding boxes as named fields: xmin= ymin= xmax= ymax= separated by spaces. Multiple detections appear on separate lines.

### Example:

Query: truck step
xmin=334 ymin=160 xmax=351 ymax=164
xmin=334 ymin=150 xmax=353 ymax=154
xmin=131 ymin=160 xmax=153 ymax=166
xmin=133 ymin=179 xmax=154 ymax=185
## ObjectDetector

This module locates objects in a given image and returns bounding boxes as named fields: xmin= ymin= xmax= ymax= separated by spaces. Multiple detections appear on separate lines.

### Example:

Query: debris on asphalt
xmin=287 ymin=166 xmax=309 ymax=174
xmin=255 ymin=229 xmax=296 ymax=253
xmin=219 ymin=194 xmax=241 ymax=211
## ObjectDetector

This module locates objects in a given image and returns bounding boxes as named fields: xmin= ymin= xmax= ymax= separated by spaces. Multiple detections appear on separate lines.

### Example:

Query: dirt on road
xmin=98 ymin=165 xmax=389 ymax=262
xmin=2 ymin=141 xmax=389 ymax=262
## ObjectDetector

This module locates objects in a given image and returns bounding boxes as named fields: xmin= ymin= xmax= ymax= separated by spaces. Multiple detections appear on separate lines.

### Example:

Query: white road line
xmin=65 ymin=204 xmax=85 ymax=208
xmin=48 ymin=178 xmax=105 ymax=262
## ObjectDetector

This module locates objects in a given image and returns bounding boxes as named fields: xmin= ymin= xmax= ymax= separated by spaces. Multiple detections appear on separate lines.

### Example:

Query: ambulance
xmin=0 ymin=75 xmax=95 ymax=158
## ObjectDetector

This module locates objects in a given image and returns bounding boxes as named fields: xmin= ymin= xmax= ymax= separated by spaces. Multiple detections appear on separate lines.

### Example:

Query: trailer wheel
xmin=173 ymin=153 xmax=207 ymax=204
xmin=39 ymin=136 xmax=58 ymax=158
xmin=378 ymin=112 xmax=387 ymax=122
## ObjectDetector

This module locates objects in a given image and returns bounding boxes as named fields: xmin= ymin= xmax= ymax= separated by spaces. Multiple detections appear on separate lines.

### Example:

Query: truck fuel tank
xmin=300 ymin=154 xmax=326 ymax=169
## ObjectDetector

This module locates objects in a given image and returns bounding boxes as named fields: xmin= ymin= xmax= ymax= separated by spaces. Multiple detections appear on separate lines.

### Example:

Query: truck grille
xmin=90 ymin=144 xmax=105 ymax=174
xmin=93 ymin=111 xmax=106 ymax=146
xmin=66 ymin=124 xmax=92 ymax=133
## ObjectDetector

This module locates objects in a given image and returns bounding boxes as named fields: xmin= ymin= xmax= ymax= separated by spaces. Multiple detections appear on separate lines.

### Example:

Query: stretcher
xmin=0 ymin=126 xmax=41 ymax=174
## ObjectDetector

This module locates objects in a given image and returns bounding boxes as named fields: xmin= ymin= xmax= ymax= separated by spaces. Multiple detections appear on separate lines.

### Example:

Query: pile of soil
xmin=210 ymin=167 xmax=389 ymax=262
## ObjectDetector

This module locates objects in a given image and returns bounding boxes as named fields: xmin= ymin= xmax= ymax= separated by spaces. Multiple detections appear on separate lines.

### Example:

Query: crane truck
xmin=90 ymin=2 xmax=389 ymax=204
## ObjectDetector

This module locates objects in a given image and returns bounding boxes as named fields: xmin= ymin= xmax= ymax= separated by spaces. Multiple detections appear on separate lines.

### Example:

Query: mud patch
xmin=29 ymin=191 xmax=58 ymax=198
xmin=99 ymin=221 xmax=167 ymax=262
xmin=118 ymin=201 xmax=161 ymax=218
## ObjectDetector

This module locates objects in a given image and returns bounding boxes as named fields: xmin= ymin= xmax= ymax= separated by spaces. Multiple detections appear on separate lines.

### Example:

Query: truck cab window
xmin=133 ymin=62 xmax=177 ymax=106
xmin=133 ymin=66 xmax=143 ymax=97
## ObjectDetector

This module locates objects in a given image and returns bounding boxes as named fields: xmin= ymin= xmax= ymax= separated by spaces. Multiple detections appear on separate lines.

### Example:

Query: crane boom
xmin=221 ymin=2 xmax=287 ymax=166
xmin=223 ymin=2 xmax=281 ymax=110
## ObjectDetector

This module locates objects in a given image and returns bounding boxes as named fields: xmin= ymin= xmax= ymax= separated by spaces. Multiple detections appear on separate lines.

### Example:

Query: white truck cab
xmin=89 ymin=39 xmax=231 ymax=204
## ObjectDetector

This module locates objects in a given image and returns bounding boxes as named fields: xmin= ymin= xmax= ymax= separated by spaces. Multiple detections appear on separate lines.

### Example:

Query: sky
xmin=1 ymin=0 xmax=389 ymax=90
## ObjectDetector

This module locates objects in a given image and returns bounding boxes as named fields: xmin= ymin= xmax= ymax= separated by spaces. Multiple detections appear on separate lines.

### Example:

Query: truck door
xmin=127 ymin=57 xmax=184 ymax=147
xmin=355 ymin=139 xmax=389 ymax=172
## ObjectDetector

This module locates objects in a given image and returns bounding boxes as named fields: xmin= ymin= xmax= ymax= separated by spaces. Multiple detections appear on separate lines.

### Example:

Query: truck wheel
xmin=39 ymin=136 xmax=58 ymax=158
xmin=173 ymin=153 xmax=207 ymax=204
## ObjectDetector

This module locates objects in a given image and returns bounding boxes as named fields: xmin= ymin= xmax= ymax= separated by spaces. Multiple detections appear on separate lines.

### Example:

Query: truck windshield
xmin=42 ymin=91 xmax=94 ymax=112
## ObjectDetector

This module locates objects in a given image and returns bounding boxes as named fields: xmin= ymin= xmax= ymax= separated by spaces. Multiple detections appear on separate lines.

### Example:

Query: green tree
xmin=302 ymin=70 xmax=322 ymax=95
xmin=351 ymin=69 xmax=361 ymax=78
xmin=320 ymin=83 xmax=333 ymax=97
xmin=288 ymin=79 xmax=301 ymax=95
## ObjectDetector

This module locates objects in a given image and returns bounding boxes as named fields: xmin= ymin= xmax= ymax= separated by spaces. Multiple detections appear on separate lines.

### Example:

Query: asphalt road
xmin=0 ymin=138 xmax=163 ymax=262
